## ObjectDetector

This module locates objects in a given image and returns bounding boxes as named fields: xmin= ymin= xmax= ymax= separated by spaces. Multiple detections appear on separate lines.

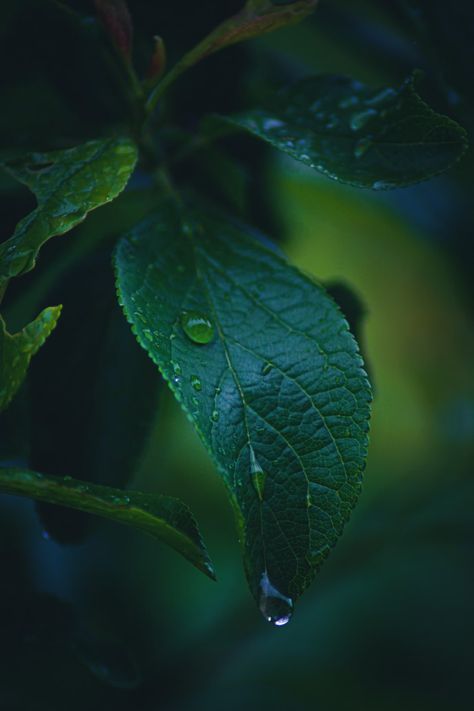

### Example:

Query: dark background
xmin=1 ymin=1 xmax=473 ymax=709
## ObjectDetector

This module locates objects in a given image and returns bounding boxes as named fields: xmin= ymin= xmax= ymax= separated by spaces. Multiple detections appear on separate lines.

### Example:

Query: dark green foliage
xmin=223 ymin=74 xmax=468 ymax=188
xmin=0 ymin=0 xmax=470 ymax=641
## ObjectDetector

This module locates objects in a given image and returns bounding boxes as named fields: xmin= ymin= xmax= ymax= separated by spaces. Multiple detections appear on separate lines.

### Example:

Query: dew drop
xmin=259 ymin=571 xmax=293 ymax=627
xmin=211 ymin=410 xmax=219 ymax=422
xmin=350 ymin=108 xmax=377 ymax=131
xmin=262 ymin=117 xmax=285 ymax=131
xmin=249 ymin=446 xmax=266 ymax=501
xmin=353 ymin=137 xmax=372 ymax=159
xmin=180 ymin=311 xmax=215 ymax=345
xmin=191 ymin=374 xmax=202 ymax=391
xmin=365 ymin=87 xmax=397 ymax=107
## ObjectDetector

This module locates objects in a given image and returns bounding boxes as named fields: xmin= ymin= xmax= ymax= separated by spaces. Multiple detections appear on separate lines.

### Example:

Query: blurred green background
xmin=1 ymin=1 xmax=473 ymax=709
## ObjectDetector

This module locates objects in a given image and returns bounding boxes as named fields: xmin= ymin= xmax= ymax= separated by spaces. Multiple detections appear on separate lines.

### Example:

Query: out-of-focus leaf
xmin=0 ymin=467 xmax=215 ymax=579
xmin=220 ymin=73 xmax=468 ymax=188
xmin=0 ymin=306 xmax=61 ymax=413
xmin=115 ymin=198 xmax=371 ymax=623
xmin=0 ymin=137 xmax=137 ymax=285
xmin=29 ymin=256 xmax=160 ymax=544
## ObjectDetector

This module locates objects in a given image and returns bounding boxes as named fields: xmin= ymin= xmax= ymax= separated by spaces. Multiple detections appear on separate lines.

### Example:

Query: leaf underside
xmin=0 ymin=467 xmax=214 ymax=580
xmin=114 ymin=199 xmax=371 ymax=609
xmin=0 ymin=137 xmax=137 ymax=284
xmin=222 ymin=74 xmax=468 ymax=188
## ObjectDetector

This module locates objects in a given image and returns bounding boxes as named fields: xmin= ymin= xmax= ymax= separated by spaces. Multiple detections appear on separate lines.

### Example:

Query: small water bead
xmin=180 ymin=311 xmax=215 ymax=345
xmin=211 ymin=410 xmax=219 ymax=422
xmin=249 ymin=446 xmax=266 ymax=501
xmin=262 ymin=117 xmax=285 ymax=131
xmin=191 ymin=374 xmax=202 ymax=391
xmin=353 ymin=137 xmax=373 ymax=159
xmin=259 ymin=571 xmax=293 ymax=627
xmin=172 ymin=362 xmax=182 ymax=376
xmin=350 ymin=108 xmax=378 ymax=131
xmin=365 ymin=87 xmax=397 ymax=107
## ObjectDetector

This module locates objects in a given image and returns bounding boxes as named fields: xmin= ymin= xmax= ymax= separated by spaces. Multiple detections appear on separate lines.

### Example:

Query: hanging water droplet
xmin=259 ymin=571 xmax=293 ymax=627
xmin=262 ymin=362 xmax=273 ymax=376
xmin=191 ymin=374 xmax=202 ymax=391
xmin=350 ymin=108 xmax=377 ymax=131
xmin=180 ymin=311 xmax=215 ymax=344
xmin=353 ymin=137 xmax=372 ymax=159
xmin=249 ymin=446 xmax=266 ymax=501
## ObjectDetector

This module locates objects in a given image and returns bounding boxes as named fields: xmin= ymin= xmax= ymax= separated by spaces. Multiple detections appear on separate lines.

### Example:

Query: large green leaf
xmin=114 ymin=199 xmax=371 ymax=624
xmin=0 ymin=137 xmax=137 ymax=285
xmin=0 ymin=467 xmax=215 ymax=579
xmin=0 ymin=306 xmax=61 ymax=413
xmin=220 ymin=74 xmax=468 ymax=188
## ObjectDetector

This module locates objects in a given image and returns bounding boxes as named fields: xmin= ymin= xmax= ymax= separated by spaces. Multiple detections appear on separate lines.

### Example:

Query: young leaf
xmin=0 ymin=137 xmax=137 ymax=285
xmin=114 ymin=200 xmax=371 ymax=624
xmin=0 ymin=306 xmax=61 ymax=413
xmin=146 ymin=1 xmax=318 ymax=112
xmin=220 ymin=74 xmax=468 ymax=188
xmin=0 ymin=467 xmax=215 ymax=580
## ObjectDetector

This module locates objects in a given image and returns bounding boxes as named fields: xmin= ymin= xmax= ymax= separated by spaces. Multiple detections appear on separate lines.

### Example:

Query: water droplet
xmin=372 ymin=179 xmax=397 ymax=190
xmin=353 ymin=137 xmax=372 ymax=159
xmin=180 ymin=311 xmax=214 ymax=345
xmin=172 ymin=362 xmax=181 ymax=376
xmin=191 ymin=374 xmax=202 ymax=391
xmin=211 ymin=410 xmax=219 ymax=422
xmin=263 ymin=117 xmax=285 ymax=131
xmin=338 ymin=96 xmax=359 ymax=110
xmin=306 ymin=492 xmax=313 ymax=508
xmin=172 ymin=375 xmax=182 ymax=387
xmin=262 ymin=363 xmax=273 ymax=376
xmin=365 ymin=87 xmax=397 ymax=107
xmin=259 ymin=571 xmax=293 ymax=627
xmin=250 ymin=446 xmax=266 ymax=501
xmin=350 ymin=108 xmax=377 ymax=131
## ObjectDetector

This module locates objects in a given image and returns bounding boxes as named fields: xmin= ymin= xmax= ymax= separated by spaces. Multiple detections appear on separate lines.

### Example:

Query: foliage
xmin=0 ymin=0 xmax=469 ymax=638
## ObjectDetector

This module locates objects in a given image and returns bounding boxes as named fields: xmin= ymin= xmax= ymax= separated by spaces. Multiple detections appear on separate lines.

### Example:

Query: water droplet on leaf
xmin=353 ymin=137 xmax=372 ymax=159
xmin=350 ymin=108 xmax=377 ymax=131
xmin=180 ymin=311 xmax=215 ymax=344
xmin=250 ymin=446 xmax=266 ymax=501
xmin=191 ymin=374 xmax=202 ymax=391
xmin=259 ymin=571 xmax=293 ymax=627
xmin=211 ymin=410 xmax=219 ymax=422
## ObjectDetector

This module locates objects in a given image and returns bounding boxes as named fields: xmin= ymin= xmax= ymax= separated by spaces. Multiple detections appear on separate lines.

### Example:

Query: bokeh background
xmin=1 ymin=1 xmax=473 ymax=709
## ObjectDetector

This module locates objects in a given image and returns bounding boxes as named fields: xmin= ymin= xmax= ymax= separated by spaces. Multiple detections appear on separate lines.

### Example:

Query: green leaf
xmin=0 ymin=137 xmax=137 ymax=285
xmin=114 ymin=199 xmax=371 ymax=623
xmin=0 ymin=467 xmax=215 ymax=580
xmin=221 ymin=74 xmax=468 ymax=188
xmin=0 ymin=306 xmax=62 ymax=413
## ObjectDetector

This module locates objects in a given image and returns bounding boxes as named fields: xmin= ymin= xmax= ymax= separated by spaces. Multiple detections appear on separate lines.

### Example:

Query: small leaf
xmin=0 ymin=137 xmax=137 ymax=285
xmin=0 ymin=467 xmax=215 ymax=580
xmin=0 ymin=306 xmax=62 ymax=413
xmin=221 ymin=73 xmax=468 ymax=188
xmin=114 ymin=199 xmax=371 ymax=623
